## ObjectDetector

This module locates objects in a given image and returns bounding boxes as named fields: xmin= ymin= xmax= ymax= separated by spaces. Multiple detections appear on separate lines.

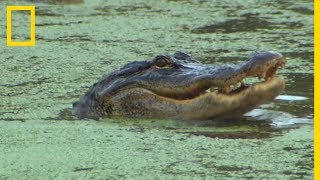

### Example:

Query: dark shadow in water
xmin=191 ymin=14 xmax=274 ymax=34
xmin=100 ymin=113 xmax=307 ymax=139
xmin=0 ymin=118 xmax=26 ymax=122
xmin=191 ymin=13 xmax=304 ymax=34
xmin=290 ymin=6 xmax=313 ymax=15
xmin=269 ymin=0 xmax=313 ymax=15
xmin=93 ymin=3 xmax=154 ymax=16
xmin=191 ymin=131 xmax=280 ymax=139
xmin=50 ymin=89 xmax=312 ymax=140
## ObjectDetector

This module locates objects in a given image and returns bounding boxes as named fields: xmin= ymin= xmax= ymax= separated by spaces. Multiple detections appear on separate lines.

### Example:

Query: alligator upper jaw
xmin=149 ymin=55 xmax=286 ymax=101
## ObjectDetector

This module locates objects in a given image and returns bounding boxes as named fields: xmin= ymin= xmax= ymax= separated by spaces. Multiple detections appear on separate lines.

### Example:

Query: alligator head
xmin=73 ymin=51 xmax=285 ymax=120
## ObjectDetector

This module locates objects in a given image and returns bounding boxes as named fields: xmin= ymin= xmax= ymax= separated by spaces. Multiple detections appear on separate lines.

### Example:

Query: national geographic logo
xmin=6 ymin=6 xmax=35 ymax=46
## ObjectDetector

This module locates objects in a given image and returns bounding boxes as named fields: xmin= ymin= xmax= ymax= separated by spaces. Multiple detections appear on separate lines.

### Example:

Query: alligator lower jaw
xmin=109 ymin=77 xmax=284 ymax=120
xmin=170 ymin=77 xmax=285 ymax=120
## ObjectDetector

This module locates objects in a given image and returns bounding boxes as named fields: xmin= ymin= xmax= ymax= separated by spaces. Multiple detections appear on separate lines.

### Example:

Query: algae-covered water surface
xmin=0 ymin=0 xmax=313 ymax=179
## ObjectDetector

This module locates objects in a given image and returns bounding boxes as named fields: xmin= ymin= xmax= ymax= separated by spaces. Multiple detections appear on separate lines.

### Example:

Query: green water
xmin=0 ymin=0 xmax=313 ymax=179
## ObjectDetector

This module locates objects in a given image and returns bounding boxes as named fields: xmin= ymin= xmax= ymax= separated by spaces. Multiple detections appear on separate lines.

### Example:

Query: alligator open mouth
xmin=73 ymin=51 xmax=286 ymax=120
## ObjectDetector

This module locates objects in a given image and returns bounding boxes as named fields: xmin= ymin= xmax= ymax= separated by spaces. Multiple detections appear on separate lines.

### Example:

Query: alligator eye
xmin=154 ymin=55 xmax=172 ymax=68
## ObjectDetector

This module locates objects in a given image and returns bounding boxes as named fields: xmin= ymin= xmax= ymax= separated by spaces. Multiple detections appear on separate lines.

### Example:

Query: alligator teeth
xmin=209 ymin=88 xmax=215 ymax=93
xmin=232 ymin=83 xmax=238 ymax=89
xmin=258 ymin=72 xmax=266 ymax=80
xmin=206 ymin=87 xmax=219 ymax=93
xmin=258 ymin=74 xmax=262 ymax=80
xmin=240 ymin=81 xmax=245 ymax=87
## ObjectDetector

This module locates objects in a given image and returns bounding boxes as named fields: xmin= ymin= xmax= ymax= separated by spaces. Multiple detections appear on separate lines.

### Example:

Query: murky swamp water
xmin=0 ymin=0 xmax=314 ymax=179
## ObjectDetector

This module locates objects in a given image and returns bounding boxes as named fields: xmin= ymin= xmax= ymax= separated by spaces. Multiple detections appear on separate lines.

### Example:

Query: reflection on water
xmin=276 ymin=95 xmax=308 ymax=101
xmin=245 ymin=109 xmax=312 ymax=128
xmin=106 ymin=106 xmax=312 ymax=139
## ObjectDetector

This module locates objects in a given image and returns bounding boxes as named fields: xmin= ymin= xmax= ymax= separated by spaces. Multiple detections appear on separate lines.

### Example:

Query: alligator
xmin=73 ymin=51 xmax=286 ymax=120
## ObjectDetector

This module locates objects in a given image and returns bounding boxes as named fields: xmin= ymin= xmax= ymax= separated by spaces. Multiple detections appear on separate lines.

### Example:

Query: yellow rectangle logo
xmin=6 ymin=6 xmax=35 ymax=46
